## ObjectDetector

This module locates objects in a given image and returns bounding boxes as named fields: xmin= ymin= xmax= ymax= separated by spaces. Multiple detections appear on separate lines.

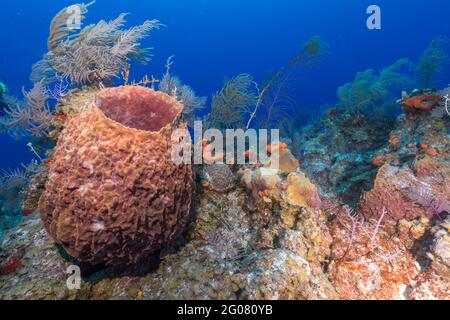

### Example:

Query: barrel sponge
xmin=38 ymin=86 xmax=195 ymax=266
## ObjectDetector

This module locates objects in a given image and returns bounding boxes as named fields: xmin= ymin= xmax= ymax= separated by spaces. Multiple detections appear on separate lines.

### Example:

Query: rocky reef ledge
xmin=1 ymin=158 xmax=448 ymax=299
xmin=0 ymin=87 xmax=449 ymax=300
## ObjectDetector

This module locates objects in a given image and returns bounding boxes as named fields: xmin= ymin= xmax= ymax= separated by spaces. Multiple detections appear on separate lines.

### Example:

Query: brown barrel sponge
xmin=38 ymin=86 xmax=195 ymax=266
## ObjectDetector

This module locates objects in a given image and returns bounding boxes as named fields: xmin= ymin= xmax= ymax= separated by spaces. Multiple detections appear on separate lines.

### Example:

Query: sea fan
xmin=337 ymin=206 xmax=402 ymax=264
xmin=403 ymin=181 xmax=449 ymax=216
xmin=45 ymin=74 xmax=72 ymax=101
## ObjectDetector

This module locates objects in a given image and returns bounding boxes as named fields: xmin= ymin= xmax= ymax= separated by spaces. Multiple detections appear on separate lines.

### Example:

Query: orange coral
xmin=266 ymin=142 xmax=287 ymax=153
xmin=243 ymin=150 xmax=253 ymax=158
xmin=202 ymin=181 xmax=210 ymax=188
xmin=425 ymin=149 xmax=439 ymax=157
xmin=402 ymin=95 xmax=441 ymax=112
xmin=389 ymin=134 xmax=399 ymax=147
xmin=372 ymin=155 xmax=384 ymax=167
xmin=285 ymin=172 xmax=321 ymax=208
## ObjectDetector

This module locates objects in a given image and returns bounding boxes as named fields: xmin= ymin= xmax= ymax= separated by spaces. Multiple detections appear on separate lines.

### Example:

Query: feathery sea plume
xmin=159 ymin=56 xmax=207 ymax=127
xmin=417 ymin=36 xmax=449 ymax=89
xmin=254 ymin=75 xmax=297 ymax=136
xmin=402 ymin=180 xmax=449 ymax=217
xmin=202 ymin=36 xmax=327 ymax=131
xmin=47 ymin=1 xmax=95 ymax=54
xmin=336 ymin=206 xmax=403 ymax=264
xmin=337 ymin=58 xmax=415 ymax=113
xmin=0 ymin=81 xmax=52 ymax=138
xmin=207 ymin=74 xmax=257 ymax=130
xmin=31 ymin=2 xmax=162 ymax=85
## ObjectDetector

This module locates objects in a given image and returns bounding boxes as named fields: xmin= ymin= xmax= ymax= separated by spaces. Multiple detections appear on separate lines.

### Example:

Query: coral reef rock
xmin=1 ymin=138 xmax=447 ymax=299
xmin=360 ymin=157 xmax=449 ymax=224
xmin=203 ymin=163 xmax=236 ymax=192
xmin=38 ymin=86 xmax=195 ymax=266
xmin=1 ymin=160 xmax=338 ymax=300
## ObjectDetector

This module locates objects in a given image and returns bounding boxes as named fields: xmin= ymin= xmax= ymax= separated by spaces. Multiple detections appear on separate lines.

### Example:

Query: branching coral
xmin=255 ymin=76 xmax=297 ymax=136
xmin=44 ymin=74 xmax=72 ymax=101
xmin=31 ymin=3 xmax=162 ymax=85
xmin=402 ymin=178 xmax=449 ymax=217
xmin=0 ymin=81 xmax=53 ymax=138
xmin=159 ymin=58 xmax=206 ymax=127
xmin=337 ymin=59 xmax=415 ymax=113
xmin=246 ymin=36 xmax=328 ymax=129
xmin=203 ymin=36 xmax=327 ymax=131
xmin=47 ymin=1 xmax=95 ymax=54
xmin=334 ymin=206 xmax=402 ymax=264
xmin=417 ymin=36 xmax=449 ymax=89
xmin=207 ymin=74 xmax=257 ymax=130
xmin=38 ymin=86 xmax=194 ymax=266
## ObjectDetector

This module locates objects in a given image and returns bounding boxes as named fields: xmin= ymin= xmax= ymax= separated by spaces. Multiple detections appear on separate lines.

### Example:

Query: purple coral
xmin=403 ymin=182 xmax=449 ymax=217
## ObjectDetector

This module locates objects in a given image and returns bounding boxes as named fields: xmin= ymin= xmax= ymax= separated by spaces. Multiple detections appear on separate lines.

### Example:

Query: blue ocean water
xmin=0 ymin=0 xmax=449 ymax=168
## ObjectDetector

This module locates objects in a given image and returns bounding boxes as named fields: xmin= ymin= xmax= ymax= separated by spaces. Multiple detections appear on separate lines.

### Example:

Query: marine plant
xmin=0 ymin=81 xmax=53 ymax=139
xmin=31 ymin=2 xmax=162 ymax=86
xmin=416 ymin=36 xmax=449 ymax=89
xmin=0 ymin=161 xmax=40 ymax=237
xmin=335 ymin=206 xmax=402 ymax=265
xmin=206 ymin=36 xmax=328 ymax=132
xmin=206 ymin=74 xmax=257 ymax=130
xmin=159 ymin=56 xmax=207 ymax=127
xmin=337 ymin=58 xmax=415 ymax=113
xmin=247 ymin=36 xmax=328 ymax=130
